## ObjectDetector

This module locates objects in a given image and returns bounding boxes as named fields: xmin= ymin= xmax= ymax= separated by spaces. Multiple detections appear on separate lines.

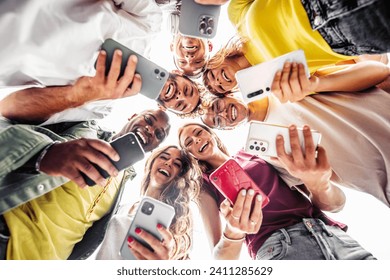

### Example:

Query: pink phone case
xmin=209 ymin=159 xmax=270 ymax=208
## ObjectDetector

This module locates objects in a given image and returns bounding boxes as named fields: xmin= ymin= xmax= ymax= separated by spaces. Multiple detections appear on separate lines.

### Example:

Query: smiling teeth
xmin=199 ymin=142 xmax=208 ymax=152
xmin=231 ymin=106 xmax=237 ymax=121
xmin=222 ymin=71 xmax=231 ymax=82
xmin=165 ymin=84 xmax=173 ymax=99
xmin=159 ymin=169 xmax=170 ymax=177
xmin=136 ymin=131 xmax=146 ymax=145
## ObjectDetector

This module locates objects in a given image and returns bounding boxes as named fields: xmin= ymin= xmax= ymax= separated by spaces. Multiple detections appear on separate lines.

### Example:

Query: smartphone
xmin=97 ymin=38 xmax=169 ymax=100
xmin=235 ymin=50 xmax=310 ymax=104
xmin=209 ymin=159 xmax=270 ymax=208
xmin=244 ymin=121 xmax=322 ymax=158
xmin=178 ymin=0 xmax=221 ymax=39
xmin=120 ymin=196 xmax=175 ymax=260
xmin=82 ymin=132 xmax=145 ymax=186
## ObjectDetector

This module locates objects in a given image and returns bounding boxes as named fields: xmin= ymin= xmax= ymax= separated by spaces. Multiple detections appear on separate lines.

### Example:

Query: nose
xmin=145 ymin=125 xmax=154 ymax=136
xmin=195 ymin=137 xmax=201 ymax=144
xmin=219 ymin=108 xmax=228 ymax=119
xmin=164 ymin=159 xmax=172 ymax=167
xmin=175 ymin=91 xmax=183 ymax=100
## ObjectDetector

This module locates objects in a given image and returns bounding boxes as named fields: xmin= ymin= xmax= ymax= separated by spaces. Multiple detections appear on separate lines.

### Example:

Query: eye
xmin=155 ymin=129 xmax=165 ymax=141
xmin=144 ymin=115 xmax=153 ymax=126
xmin=160 ymin=155 xmax=168 ymax=160
xmin=196 ymin=129 xmax=202 ymax=136
xmin=185 ymin=139 xmax=193 ymax=147
xmin=174 ymin=161 xmax=182 ymax=168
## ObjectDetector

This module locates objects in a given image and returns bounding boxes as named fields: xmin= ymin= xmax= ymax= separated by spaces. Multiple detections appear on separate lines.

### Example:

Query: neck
xmin=207 ymin=151 xmax=230 ymax=170
xmin=247 ymin=97 xmax=269 ymax=122
xmin=236 ymin=55 xmax=251 ymax=70
xmin=145 ymin=185 xmax=162 ymax=199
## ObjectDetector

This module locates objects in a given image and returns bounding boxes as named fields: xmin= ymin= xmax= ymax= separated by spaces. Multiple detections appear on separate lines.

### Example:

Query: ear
xmin=171 ymin=69 xmax=182 ymax=75
xmin=127 ymin=114 xmax=138 ymax=121
xmin=157 ymin=104 xmax=167 ymax=111
xmin=170 ymin=42 xmax=174 ymax=52
xmin=208 ymin=40 xmax=213 ymax=52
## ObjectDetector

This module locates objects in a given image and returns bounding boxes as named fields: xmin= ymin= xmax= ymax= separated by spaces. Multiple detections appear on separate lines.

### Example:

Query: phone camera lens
xmin=261 ymin=147 xmax=266 ymax=152
xmin=154 ymin=69 xmax=160 ymax=74
xmin=249 ymin=145 xmax=254 ymax=150
xmin=254 ymin=141 xmax=257 ymax=144
xmin=266 ymin=87 xmax=270 ymax=91
xmin=207 ymin=18 xmax=214 ymax=27
xmin=212 ymin=177 xmax=217 ymax=181
xmin=255 ymin=146 xmax=260 ymax=151
xmin=206 ymin=27 xmax=213 ymax=35
xmin=160 ymin=72 xmax=166 ymax=78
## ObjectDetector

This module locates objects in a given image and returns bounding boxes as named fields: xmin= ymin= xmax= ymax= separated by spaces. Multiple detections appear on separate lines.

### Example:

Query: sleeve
xmin=227 ymin=0 xmax=255 ymax=27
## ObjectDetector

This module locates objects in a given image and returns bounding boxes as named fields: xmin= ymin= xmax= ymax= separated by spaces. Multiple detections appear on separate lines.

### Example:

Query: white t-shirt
xmin=0 ymin=0 xmax=162 ymax=125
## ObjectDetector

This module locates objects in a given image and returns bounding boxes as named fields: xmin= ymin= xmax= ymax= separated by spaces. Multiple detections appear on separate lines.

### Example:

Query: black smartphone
xmin=119 ymin=196 xmax=175 ymax=260
xmin=82 ymin=132 xmax=145 ymax=186
xmin=97 ymin=38 xmax=169 ymax=100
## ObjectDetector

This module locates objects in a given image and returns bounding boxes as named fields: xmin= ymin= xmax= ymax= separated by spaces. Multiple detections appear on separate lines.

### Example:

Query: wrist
xmin=35 ymin=141 xmax=60 ymax=172
xmin=223 ymin=227 xmax=246 ymax=242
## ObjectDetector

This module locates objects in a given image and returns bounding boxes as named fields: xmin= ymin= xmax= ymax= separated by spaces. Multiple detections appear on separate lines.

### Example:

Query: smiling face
xmin=201 ymin=96 xmax=248 ymax=129
xmin=115 ymin=109 xmax=170 ymax=152
xmin=171 ymin=34 xmax=210 ymax=76
xmin=203 ymin=57 xmax=241 ymax=95
xmin=150 ymin=147 xmax=183 ymax=187
xmin=178 ymin=124 xmax=217 ymax=161
xmin=158 ymin=73 xmax=200 ymax=114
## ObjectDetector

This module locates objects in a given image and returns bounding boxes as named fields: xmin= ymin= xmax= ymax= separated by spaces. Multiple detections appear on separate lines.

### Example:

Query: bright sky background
xmin=98 ymin=4 xmax=390 ymax=260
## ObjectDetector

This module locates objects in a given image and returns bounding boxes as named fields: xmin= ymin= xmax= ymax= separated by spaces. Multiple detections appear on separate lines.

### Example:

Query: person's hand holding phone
xmin=39 ymin=138 xmax=120 ymax=188
xmin=126 ymin=225 xmax=175 ymax=260
xmin=220 ymin=188 xmax=263 ymax=238
xmin=72 ymin=50 xmax=142 ymax=105
xmin=271 ymin=62 xmax=319 ymax=103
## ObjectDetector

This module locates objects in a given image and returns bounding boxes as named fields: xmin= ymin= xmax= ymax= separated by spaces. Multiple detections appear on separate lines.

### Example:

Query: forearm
xmin=314 ymin=61 xmax=389 ymax=92
xmin=306 ymin=181 xmax=346 ymax=213
xmin=213 ymin=227 xmax=245 ymax=260
xmin=0 ymin=86 xmax=83 ymax=123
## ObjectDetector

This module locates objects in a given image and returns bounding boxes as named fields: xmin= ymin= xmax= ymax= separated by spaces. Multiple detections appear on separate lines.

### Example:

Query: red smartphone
xmin=209 ymin=159 xmax=270 ymax=208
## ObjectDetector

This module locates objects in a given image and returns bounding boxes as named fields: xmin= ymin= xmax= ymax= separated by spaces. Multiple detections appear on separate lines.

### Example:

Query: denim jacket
xmin=300 ymin=0 xmax=377 ymax=30
xmin=0 ymin=118 xmax=137 ymax=259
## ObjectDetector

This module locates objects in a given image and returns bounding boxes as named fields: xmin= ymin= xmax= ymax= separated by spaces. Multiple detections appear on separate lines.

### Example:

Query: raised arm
xmin=0 ymin=51 xmax=141 ymax=123
xmin=272 ymin=60 xmax=389 ymax=103
xmin=275 ymin=125 xmax=346 ymax=212
xmin=198 ymin=188 xmax=262 ymax=259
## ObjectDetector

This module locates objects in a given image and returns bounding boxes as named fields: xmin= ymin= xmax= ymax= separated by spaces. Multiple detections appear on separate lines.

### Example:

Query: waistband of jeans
xmin=282 ymin=218 xmax=333 ymax=235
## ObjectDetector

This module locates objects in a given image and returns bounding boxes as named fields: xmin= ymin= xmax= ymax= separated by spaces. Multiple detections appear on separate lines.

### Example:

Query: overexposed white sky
xmin=99 ymin=4 xmax=390 ymax=260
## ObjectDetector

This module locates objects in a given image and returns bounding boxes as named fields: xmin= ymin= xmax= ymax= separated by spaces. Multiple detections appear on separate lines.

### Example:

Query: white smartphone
xmin=235 ymin=50 xmax=310 ymax=104
xmin=97 ymin=38 xmax=169 ymax=100
xmin=119 ymin=196 xmax=175 ymax=260
xmin=178 ymin=0 xmax=221 ymax=39
xmin=244 ymin=121 xmax=322 ymax=158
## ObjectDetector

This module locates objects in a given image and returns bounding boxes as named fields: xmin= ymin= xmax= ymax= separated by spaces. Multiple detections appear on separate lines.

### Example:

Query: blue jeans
xmin=301 ymin=0 xmax=390 ymax=55
xmin=256 ymin=218 xmax=376 ymax=260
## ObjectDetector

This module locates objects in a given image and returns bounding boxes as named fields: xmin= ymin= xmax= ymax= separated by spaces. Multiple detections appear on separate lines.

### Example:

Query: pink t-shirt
xmin=202 ymin=149 xmax=346 ymax=259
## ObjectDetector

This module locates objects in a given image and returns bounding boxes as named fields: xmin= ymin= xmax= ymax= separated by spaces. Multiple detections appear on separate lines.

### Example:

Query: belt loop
xmin=317 ymin=219 xmax=333 ymax=237
xmin=279 ymin=228 xmax=291 ymax=245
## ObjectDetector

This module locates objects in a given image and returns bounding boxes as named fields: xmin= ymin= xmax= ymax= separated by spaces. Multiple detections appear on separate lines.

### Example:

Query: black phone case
xmin=96 ymin=38 xmax=168 ymax=100
xmin=82 ymin=132 xmax=145 ymax=186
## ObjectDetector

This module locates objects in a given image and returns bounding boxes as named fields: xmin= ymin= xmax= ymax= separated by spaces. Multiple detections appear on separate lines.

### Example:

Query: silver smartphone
xmin=244 ymin=121 xmax=322 ymax=158
xmin=178 ymin=0 xmax=221 ymax=39
xmin=120 ymin=196 xmax=175 ymax=260
xmin=82 ymin=132 xmax=145 ymax=186
xmin=235 ymin=50 xmax=310 ymax=104
xmin=97 ymin=38 xmax=168 ymax=100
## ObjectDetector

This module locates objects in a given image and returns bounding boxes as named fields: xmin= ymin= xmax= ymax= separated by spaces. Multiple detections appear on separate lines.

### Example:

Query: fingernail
xmin=135 ymin=228 xmax=142 ymax=234
xmin=257 ymin=195 xmax=262 ymax=201
xmin=115 ymin=49 xmax=122 ymax=56
xmin=248 ymin=189 xmax=255 ymax=196
xmin=127 ymin=236 xmax=134 ymax=243
xmin=241 ymin=189 xmax=247 ymax=196
xmin=157 ymin=223 xmax=163 ymax=229
xmin=289 ymin=125 xmax=296 ymax=131
xmin=131 ymin=55 xmax=138 ymax=62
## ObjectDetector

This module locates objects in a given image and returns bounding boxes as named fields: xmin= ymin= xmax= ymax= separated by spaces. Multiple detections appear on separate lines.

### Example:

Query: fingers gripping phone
xmin=235 ymin=50 xmax=310 ymax=104
xmin=97 ymin=38 xmax=169 ymax=100
xmin=120 ymin=196 xmax=175 ymax=260
xmin=244 ymin=121 xmax=322 ymax=158
xmin=209 ymin=159 xmax=270 ymax=208
xmin=178 ymin=0 xmax=221 ymax=39
xmin=81 ymin=132 xmax=145 ymax=186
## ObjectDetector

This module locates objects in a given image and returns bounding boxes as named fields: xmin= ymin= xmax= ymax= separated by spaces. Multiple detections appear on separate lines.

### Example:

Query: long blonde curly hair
xmin=202 ymin=36 xmax=248 ymax=96
xmin=139 ymin=145 xmax=201 ymax=260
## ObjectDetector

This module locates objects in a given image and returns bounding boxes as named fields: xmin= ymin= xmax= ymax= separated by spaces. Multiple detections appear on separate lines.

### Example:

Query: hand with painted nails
xmin=39 ymin=138 xmax=120 ymax=188
xmin=220 ymin=188 xmax=263 ymax=239
xmin=271 ymin=62 xmax=319 ymax=103
xmin=126 ymin=224 xmax=175 ymax=260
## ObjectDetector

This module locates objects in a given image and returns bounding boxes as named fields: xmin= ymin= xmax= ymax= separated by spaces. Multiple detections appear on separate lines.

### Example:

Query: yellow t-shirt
xmin=4 ymin=173 xmax=123 ymax=259
xmin=228 ymin=0 xmax=356 ymax=74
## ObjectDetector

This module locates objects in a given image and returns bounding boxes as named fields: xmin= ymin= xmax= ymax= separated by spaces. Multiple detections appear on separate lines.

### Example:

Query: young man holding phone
xmin=0 ymin=108 xmax=170 ymax=259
